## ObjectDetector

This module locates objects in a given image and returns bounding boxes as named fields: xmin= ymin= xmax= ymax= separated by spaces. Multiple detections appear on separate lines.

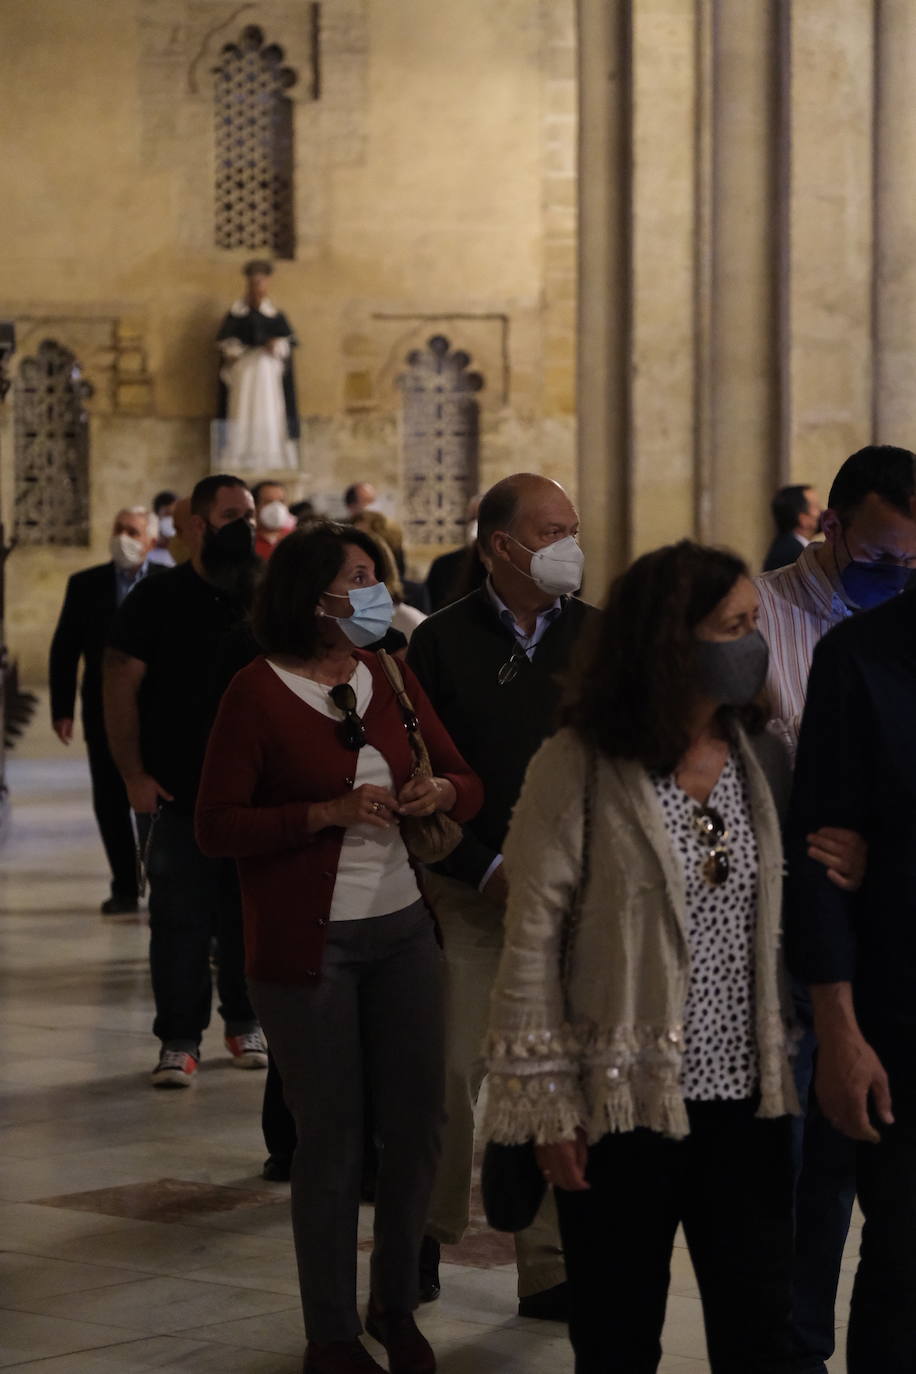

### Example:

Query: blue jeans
xmin=790 ymin=987 xmax=857 ymax=1371
xmin=145 ymin=807 xmax=255 ymax=1047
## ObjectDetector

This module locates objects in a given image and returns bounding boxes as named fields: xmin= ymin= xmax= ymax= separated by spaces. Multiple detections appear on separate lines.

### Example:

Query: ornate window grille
xmin=14 ymin=340 xmax=92 ymax=547
xmin=398 ymin=336 xmax=483 ymax=546
xmin=214 ymin=25 xmax=297 ymax=258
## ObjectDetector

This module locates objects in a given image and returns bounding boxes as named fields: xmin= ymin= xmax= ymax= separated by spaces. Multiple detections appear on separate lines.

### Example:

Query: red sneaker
xmin=224 ymin=1029 xmax=268 ymax=1069
xmin=150 ymin=1048 xmax=198 ymax=1088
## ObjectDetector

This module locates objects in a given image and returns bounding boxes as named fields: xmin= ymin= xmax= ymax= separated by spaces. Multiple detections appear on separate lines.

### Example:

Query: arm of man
xmin=785 ymin=627 xmax=885 ymax=1140
xmin=48 ymin=575 xmax=83 ymax=741
xmin=103 ymin=647 xmax=173 ymax=813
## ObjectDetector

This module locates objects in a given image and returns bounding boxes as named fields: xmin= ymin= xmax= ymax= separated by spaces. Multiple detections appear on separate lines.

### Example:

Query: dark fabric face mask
xmin=838 ymin=533 xmax=910 ymax=609
xmin=203 ymin=517 xmax=256 ymax=566
xmin=201 ymin=517 xmax=260 ymax=603
xmin=694 ymin=630 xmax=769 ymax=707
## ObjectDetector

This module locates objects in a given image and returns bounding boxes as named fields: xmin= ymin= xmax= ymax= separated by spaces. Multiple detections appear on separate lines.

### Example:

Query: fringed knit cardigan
xmin=483 ymin=725 xmax=799 ymax=1145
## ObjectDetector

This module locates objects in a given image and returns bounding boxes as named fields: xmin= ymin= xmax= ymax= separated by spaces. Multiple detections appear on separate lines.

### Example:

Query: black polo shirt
xmin=107 ymin=562 xmax=250 ymax=813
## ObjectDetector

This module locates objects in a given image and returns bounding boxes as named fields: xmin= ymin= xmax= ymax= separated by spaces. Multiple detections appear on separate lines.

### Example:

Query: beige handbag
xmin=376 ymin=650 xmax=464 ymax=864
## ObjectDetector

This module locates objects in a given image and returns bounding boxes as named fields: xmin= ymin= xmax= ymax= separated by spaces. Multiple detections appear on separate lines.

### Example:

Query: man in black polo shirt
xmin=407 ymin=472 xmax=597 ymax=1319
xmin=787 ymin=583 xmax=916 ymax=1373
xmin=104 ymin=474 xmax=267 ymax=1089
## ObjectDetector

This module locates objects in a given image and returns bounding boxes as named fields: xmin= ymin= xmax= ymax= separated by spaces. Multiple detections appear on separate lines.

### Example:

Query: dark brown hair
xmin=561 ymin=540 xmax=766 ymax=772
xmin=252 ymin=521 xmax=385 ymax=660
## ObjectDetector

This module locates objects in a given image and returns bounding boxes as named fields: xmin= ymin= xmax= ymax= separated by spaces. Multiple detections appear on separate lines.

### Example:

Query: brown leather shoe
xmin=303 ymin=1339 xmax=386 ymax=1372
xmin=365 ymin=1300 xmax=436 ymax=1374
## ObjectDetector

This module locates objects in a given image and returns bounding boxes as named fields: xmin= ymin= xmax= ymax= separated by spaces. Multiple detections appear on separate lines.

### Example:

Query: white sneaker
xmin=224 ymin=1028 xmax=268 ymax=1069
xmin=151 ymin=1048 xmax=198 ymax=1088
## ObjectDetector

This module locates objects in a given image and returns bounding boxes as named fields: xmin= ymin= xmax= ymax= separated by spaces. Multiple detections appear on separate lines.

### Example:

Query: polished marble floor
xmin=0 ymin=707 xmax=855 ymax=1371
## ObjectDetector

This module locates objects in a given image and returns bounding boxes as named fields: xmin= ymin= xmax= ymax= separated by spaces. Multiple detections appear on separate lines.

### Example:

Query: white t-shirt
xmin=267 ymin=659 xmax=420 ymax=920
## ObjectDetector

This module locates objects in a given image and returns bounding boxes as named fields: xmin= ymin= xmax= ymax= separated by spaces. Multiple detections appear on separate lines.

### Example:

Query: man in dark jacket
xmin=763 ymin=484 xmax=822 ymax=572
xmin=49 ymin=506 xmax=160 ymax=913
xmin=786 ymin=585 xmax=916 ymax=1373
xmin=407 ymin=472 xmax=597 ymax=1320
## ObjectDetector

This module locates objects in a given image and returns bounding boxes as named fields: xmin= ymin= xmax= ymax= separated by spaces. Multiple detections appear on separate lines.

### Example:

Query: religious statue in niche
xmin=216 ymin=260 xmax=300 ymax=471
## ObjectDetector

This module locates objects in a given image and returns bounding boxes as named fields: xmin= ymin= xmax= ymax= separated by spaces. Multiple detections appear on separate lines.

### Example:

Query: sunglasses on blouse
xmin=692 ymin=805 xmax=731 ymax=886
xmin=329 ymin=683 xmax=367 ymax=751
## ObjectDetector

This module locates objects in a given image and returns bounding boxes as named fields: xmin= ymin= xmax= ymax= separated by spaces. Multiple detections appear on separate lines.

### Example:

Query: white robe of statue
xmin=218 ymin=300 xmax=298 ymax=473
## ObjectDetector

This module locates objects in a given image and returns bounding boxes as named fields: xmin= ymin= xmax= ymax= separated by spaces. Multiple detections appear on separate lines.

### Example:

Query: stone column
xmin=706 ymin=0 xmax=781 ymax=566
xmin=874 ymin=0 xmax=916 ymax=444
xmin=576 ymin=0 xmax=630 ymax=600
xmin=628 ymin=0 xmax=700 ymax=556
xmin=780 ymin=0 xmax=875 ymax=493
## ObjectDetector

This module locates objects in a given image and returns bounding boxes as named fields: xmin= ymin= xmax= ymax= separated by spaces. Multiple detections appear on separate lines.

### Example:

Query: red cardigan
xmin=195 ymin=652 xmax=483 ymax=984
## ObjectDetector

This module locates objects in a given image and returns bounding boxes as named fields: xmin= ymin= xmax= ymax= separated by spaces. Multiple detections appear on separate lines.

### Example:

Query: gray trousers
xmin=424 ymin=870 xmax=566 ymax=1298
xmin=250 ymin=900 xmax=445 ymax=1344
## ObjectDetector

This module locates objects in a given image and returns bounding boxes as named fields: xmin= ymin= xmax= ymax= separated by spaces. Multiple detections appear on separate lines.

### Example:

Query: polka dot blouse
xmin=651 ymin=752 xmax=759 ymax=1101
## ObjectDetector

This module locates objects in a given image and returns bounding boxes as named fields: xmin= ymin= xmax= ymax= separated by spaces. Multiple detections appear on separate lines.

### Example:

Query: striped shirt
xmin=754 ymin=543 xmax=852 ymax=758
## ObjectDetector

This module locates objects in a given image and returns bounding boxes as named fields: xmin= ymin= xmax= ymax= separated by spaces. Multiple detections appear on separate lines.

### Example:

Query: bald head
xmin=478 ymin=474 xmax=574 ymax=557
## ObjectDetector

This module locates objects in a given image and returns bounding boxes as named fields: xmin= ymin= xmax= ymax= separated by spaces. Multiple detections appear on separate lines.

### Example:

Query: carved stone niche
xmin=398 ymin=335 xmax=484 ymax=548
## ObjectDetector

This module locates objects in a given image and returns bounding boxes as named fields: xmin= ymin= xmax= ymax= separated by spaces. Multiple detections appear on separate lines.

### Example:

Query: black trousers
xmin=250 ymin=902 xmax=445 ymax=1343
xmin=847 ymin=1120 xmax=916 ymax=1373
xmin=555 ymin=1099 xmax=801 ymax=1374
xmin=146 ymin=808 xmax=256 ymax=1046
xmin=85 ymin=730 xmax=137 ymax=901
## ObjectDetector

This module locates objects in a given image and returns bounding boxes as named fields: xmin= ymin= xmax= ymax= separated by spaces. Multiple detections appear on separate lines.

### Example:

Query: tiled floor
xmin=0 ymin=706 xmax=855 ymax=1371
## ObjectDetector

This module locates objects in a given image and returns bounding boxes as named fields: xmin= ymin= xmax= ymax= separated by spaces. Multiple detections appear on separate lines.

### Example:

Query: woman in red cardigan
xmin=196 ymin=523 xmax=482 ymax=1374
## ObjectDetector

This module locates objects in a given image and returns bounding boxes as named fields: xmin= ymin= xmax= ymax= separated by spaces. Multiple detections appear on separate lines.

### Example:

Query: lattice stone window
xmin=398 ymin=336 xmax=484 ymax=547
xmin=14 ymin=339 xmax=92 ymax=547
xmin=214 ymin=25 xmax=297 ymax=258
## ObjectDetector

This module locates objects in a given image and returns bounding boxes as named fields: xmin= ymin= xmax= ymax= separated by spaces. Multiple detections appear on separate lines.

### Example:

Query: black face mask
xmin=201 ymin=517 xmax=259 ymax=602
xmin=203 ymin=517 xmax=256 ymax=565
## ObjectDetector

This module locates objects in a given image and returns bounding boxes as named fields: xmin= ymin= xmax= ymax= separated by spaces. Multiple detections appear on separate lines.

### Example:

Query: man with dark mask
xmin=104 ymin=474 xmax=268 ymax=1088
xmin=755 ymin=445 xmax=916 ymax=1370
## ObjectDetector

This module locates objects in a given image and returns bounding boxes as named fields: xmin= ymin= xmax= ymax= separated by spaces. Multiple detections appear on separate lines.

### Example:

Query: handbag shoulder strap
xmin=376 ymin=648 xmax=416 ymax=713
xmin=560 ymin=739 xmax=598 ymax=992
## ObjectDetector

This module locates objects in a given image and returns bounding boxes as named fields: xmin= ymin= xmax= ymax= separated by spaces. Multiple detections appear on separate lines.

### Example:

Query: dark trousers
xmin=789 ymin=1019 xmax=857 ymax=1370
xmin=146 ymin=807 xmax=256 ymax=1046
xmin=250 ymin=901 xmax=445 ymax=1344
xmin=85 ymin=730 xmax=137 ymax=901
xmin=847 ymin=1121 xmax=916 ymax=1373
xmin=555 ymin=1100 xmax=801 ymax=1374
xmin=262 ymin=1051 xmax=298 ymax=1159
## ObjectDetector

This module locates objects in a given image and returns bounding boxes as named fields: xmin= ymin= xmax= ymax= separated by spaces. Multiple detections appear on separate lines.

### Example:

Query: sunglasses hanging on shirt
xmin=328 ymin=682 xmax=367 ymax=750
xmin=692 ymin=805 xmax=731 ymax=886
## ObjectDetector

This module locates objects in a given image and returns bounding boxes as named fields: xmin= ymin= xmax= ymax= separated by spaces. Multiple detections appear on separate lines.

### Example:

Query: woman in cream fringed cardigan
xmin=484 ymin=542 xmax=864 ymax=1374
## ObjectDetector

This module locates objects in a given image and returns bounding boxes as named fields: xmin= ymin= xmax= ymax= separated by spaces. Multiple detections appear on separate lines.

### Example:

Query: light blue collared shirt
xmin=114 ymin=559 xmax=151 ymax=607
xmin=485 ymin=578 xmax=563 ymax=660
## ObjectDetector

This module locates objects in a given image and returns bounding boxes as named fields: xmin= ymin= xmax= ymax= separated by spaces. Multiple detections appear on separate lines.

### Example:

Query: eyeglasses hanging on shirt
xmin=497 ymin=643 xmax=531 ymax=687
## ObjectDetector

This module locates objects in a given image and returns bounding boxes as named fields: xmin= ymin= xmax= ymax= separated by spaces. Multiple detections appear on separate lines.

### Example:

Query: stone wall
xmin=576 ymin=0 xmax=916 ymax=602
xmin=0 ymin=0 xmax=576 ymax=681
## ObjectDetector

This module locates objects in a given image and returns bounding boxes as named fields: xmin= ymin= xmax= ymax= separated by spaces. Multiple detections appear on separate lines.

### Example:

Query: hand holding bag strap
xmin=376 ymin=649 xmax=431 ymax=776
xmin=375 ymin=648 xmax=462 ymax=863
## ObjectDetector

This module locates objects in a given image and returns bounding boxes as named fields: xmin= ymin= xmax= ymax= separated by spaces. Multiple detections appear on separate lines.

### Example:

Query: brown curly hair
xmin=561 ymin=540 xmax=767 ymax=772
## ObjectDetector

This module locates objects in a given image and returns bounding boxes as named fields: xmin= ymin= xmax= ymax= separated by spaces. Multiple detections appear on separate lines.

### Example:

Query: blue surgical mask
xmin=322 ymin=583 xmax=394 ymax=647
xmin=839 ymin=534 xmax=911 ymax=609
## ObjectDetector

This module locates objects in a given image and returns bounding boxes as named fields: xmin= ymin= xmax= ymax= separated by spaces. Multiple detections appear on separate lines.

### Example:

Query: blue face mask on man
xmin=838 ymin=532 xmax=911 ymax=609
xmin=322 ymin=583 xmax=394 ymax=647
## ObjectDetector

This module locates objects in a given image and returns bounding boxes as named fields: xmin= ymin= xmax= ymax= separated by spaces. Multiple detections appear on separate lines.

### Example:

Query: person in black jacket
xmin=763 ymin=484 xmax=822 ymax=572
xmin=786 ymin=585 xmax=916 ymax=1373
xmin=49 ymin=507 xmax=161 ymax=914
xmin=407 ymin=472 xmax=597 ymax=1320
